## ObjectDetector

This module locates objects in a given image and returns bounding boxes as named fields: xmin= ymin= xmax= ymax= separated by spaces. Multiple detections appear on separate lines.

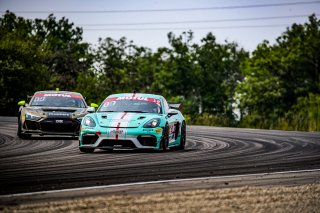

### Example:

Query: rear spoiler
xmin=168 ymin=103 xmax=182 ymax=110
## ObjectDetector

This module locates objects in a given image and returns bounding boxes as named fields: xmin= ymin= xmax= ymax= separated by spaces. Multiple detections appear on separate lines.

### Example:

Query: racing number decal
xmin=34 ymin=97 xmax=45 ymax=102
xmin=168 ymin=122 xmax=179 ymax=142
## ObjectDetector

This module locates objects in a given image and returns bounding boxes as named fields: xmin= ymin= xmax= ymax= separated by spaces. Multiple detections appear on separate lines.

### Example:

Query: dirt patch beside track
xmin=3 ymin=184 xmax=320 ymax=213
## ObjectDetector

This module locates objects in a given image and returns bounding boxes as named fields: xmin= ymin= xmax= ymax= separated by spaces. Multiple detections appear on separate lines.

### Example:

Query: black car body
xmin=17 ymin=91 xmax=95 ymax=138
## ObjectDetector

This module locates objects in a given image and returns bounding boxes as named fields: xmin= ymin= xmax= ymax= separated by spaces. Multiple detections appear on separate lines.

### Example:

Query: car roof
xmin=107 ymin=93 xmax=164 ymax=100
xmin=34 ymin=91 xmax=83 ymax=97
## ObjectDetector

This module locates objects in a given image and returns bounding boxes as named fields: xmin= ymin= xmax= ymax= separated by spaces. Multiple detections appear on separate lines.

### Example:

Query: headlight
xmin=83 ymin=116 xmax=96 ymax=127
xmin=25 ymin=113 xmax=41 ymax=121
xmin=143 ymin=118 xmax=160 ymax=128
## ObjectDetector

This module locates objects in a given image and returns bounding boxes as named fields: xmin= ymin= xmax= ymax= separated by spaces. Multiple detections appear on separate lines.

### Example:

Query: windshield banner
xmin=103 ymin=97 xmax=161 ymax=105
xmin=35 ymin=93 xmax=83 ymax=99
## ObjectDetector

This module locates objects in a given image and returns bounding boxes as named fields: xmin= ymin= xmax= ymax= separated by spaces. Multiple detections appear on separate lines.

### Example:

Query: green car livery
xmin=79 ymin=93 xmax=186 ymax=152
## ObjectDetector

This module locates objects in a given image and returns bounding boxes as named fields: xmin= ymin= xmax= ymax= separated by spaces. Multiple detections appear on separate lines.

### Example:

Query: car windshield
xmin=98 ymin=97 xmax=162 ymax=114
xmin=30 ymin=93 xmax=86 ymax=108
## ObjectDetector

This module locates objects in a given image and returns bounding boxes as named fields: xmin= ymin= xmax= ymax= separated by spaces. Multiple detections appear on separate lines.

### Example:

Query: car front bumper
xmin=21 ymin=118 xmax=81 ymax=136
xmin=79 ymin=126 xmax=164 ymax=150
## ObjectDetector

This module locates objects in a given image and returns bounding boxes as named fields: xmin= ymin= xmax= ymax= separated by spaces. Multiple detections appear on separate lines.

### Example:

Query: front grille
xmin=42 ymin=109 xmax=77 ymax=112
xmin=98 ymin=139 xmax=137 ymax=148
xmin=40 ymin=118 xmax=80 ymax=133
xmin=137 ymin=135 xmax=157 ymax=147
xmin=82 ymin=134 xmax=99 ymax=145
xmin=25 ymin=120 xmax=40 ymax=130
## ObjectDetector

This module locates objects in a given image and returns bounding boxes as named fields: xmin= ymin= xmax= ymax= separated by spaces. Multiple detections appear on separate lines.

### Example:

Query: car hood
xmin=27 ymin=106 xmax=82 ymax=112
xmin=24 ymin=106 xmax=88 ymax=118
xmin=95 ymin=112 xmax=160 ymax=128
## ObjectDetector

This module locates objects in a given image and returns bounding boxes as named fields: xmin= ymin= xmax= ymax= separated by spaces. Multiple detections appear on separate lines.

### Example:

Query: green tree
xmin=237 ymin=14 xmax=320 ymax=129
xmin=196 ymin=33 xmax=248 ymax=120
xmin=33 ymin=14 xmax=92 ymax=90
xmin=0 ymin=11 xmax=49 ymax=115
xmin=0 ymin=11 xmax=92 ymax=115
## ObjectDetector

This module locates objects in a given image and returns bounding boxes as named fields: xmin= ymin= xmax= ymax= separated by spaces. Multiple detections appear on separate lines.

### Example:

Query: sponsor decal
xmin=81 ymin=127 xmax=94 ymax=131
xmin=35 ymin=93 xmax=82 ymax=99
xmin=110 ymin=129 xmax=124 ymax=135
xmin=102 ymin=97 xmax=118 ymax=103
xmin=143 ymin=129 xmax=154 ymax=132
xmin=103 ymin=96 xmax=161 ymax=105
xmin=169 ymin=123 xmax=176 ymax=134
xmin=155 ymin=128 xmax=163 ymax=134
xmin=48 ymin=112 xmax=70 ymax=117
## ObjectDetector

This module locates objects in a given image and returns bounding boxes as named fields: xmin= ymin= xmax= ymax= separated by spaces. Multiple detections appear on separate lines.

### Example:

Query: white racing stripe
xmin=1 ymin=168 xmax=320 ymax=198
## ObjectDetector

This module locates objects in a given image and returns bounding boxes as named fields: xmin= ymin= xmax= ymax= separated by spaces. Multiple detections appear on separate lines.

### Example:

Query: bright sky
xmin=1 ymin=0 xmax=319 ymax=52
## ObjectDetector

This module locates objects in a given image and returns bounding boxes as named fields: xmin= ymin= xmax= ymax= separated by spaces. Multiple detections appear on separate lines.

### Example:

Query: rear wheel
xmin=178 ymin=121 xmax=186 ymax=150
xmin=160 ymin=124 xmax=169 ymax=151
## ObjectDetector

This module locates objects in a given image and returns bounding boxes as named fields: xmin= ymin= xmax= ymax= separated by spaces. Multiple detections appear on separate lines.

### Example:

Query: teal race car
xmin=79 ymin=93 xmax=186 ymax=152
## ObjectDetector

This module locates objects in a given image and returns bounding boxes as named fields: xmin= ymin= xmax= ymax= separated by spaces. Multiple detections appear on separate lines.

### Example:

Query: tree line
xmin=0 ymin=11 xmax=319 ymax=131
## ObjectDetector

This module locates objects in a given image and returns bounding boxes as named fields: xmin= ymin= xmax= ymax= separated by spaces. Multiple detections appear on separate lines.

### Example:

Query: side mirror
xmin=90 ymin=103 xmax=99 ymax=108
xmin=18 ymin=100 xmax=26 ymax=106
xmin=87 ymin=107 xmax=95 ymax=113
xmin=168 ymin=109 xmax=178 ymax=117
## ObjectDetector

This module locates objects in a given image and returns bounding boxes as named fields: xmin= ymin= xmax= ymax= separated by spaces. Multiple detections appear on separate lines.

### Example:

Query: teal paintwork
xmin=79 ymin=93 xmax=186 ymax=152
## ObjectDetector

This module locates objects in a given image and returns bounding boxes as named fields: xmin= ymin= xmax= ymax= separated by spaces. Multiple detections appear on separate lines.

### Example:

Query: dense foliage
xmin=236 ymin=14 xmax=320 ymax=131
xmin=0 ymin=11 xmax=319 ymax=131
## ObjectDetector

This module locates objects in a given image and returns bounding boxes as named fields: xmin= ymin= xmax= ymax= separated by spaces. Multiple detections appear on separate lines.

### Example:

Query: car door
xmin=163 ymin=98 xmax=180 ymax=145
xmin=167 ymin=109 xmax=180 ymax=144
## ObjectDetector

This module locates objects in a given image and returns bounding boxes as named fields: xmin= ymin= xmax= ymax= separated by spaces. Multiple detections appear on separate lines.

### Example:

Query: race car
xmin=79 ymin=93 xmax=186 ymax=153
xmin=17 ymin=91 xmax=98 ymax=139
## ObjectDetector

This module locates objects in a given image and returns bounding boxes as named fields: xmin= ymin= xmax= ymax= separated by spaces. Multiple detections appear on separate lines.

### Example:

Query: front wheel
xmin=79 ymin=147 xmax=95 ymax=153
xmin=178 ymin=122 xmax=186 ymax=150
xmin=160 ymin=124 xmax=169 ymax=151
xmin=17 ymin=118 xmax=31 ymax=139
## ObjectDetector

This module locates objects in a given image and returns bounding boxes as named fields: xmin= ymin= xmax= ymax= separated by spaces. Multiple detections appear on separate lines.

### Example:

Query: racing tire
xmin=160 ymin=124 xmax=169 ymax=151
xmin=79 ymin=147 xmax=95 ymax=153
xmin=178 ymin=121 xmax=186 ymax=150
xmin=17 ymin=118 xmax=31 ymax=139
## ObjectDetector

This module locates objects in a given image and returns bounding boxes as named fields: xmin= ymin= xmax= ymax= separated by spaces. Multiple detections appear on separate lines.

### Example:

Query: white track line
xmin=1 ymin=168 xmax=320 ymax=198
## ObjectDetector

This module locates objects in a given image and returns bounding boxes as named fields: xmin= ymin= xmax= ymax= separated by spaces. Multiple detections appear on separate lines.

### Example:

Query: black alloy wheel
xmin=161 ymin=124 xmax=169 ymax=151
xmin=178 ymin=121 xmax=186 ymax=150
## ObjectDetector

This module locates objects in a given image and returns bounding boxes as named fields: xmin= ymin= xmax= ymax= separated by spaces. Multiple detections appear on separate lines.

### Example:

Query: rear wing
xmin=168 ymin=103 xmax=182 ymax=110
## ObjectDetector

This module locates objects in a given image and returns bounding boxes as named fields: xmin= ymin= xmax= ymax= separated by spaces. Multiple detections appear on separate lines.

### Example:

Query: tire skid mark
xmin=0 ymin=123 xmax=320 ymax=194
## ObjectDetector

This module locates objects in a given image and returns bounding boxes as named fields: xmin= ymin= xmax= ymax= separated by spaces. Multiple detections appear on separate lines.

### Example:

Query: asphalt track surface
xmin=1 ymin=116 xmax=320 ymax=196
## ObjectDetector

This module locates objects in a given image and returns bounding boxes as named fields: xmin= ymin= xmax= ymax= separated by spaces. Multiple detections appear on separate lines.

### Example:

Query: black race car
xmin=17 ymin=91 xmax=97 ymax=139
